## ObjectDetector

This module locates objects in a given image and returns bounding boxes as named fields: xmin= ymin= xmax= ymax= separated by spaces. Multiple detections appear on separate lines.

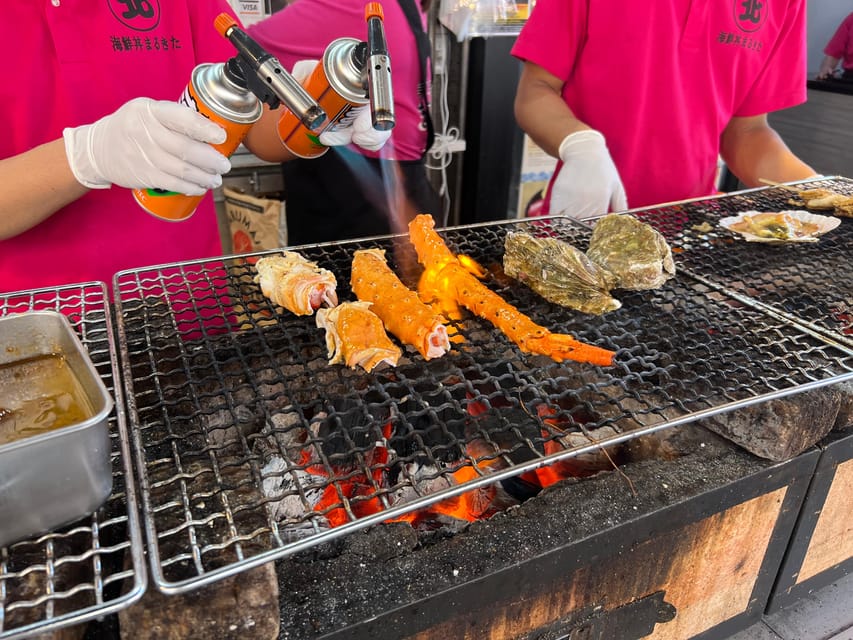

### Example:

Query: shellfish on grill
xmin=503 ymin=232 xmax=621 ymax=315
xmin=586 ymin=214 xmax=676 ymax=290
xmin=719 ymin=210 xmax=840 ymax=243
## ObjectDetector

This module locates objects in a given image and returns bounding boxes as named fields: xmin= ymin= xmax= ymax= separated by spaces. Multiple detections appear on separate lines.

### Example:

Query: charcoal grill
xmin=114 ymin=178 xmax=853 ymax=594
xmin=0 ymin=284 xmax=145 ymax=639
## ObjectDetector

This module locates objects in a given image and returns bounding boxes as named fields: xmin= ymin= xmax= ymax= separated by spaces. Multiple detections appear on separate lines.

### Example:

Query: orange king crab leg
xmin=408 ymin=214 xmax=616 ymax=367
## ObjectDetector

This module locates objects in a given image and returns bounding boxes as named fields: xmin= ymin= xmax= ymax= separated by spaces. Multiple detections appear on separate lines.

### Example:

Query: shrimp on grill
xmin=351 ymin=249 xmax=451 ymax=359
xmin=254 ymin=251 xmax=338 ymax=316
xmin=408 ymin=215 xmax=616 ymax=367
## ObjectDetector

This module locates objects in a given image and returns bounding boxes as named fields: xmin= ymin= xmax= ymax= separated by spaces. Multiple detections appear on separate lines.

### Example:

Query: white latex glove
xmin=319 ymin=106 xmax=392 ymax=151
xmin=63 ymin=97 xmax=231 ymax=195
xmin=549 ymin=129 xmax=628 ymax=219
xmin=290 ymin=60 xmax=393 ymax=152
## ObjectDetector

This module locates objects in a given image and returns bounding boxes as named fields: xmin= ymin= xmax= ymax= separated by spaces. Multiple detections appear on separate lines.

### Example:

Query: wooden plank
xmin=405 ymin=488 xmax=787 ymax=640
xmin=798 ymin=458 xmax=853 ymax=583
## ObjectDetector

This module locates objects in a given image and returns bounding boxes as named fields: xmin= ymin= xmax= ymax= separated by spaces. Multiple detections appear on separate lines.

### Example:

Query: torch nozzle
xmin=364 ymin=3 xmax=395 ymax=131
xmin=215 ymin=13 xmax=326 ymax=130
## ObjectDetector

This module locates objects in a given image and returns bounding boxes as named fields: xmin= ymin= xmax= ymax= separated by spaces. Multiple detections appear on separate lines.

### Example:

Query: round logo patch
xmin=107 ymin=0 xmax=161 ymax=32
xmin=733 ymin=0 xmax=768 ymax=33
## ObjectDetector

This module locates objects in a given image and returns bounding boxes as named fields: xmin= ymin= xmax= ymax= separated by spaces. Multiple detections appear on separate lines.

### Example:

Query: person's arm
xmin=0 ymin=98 xmax=232 ymax=241
xmin=0 ymin=140 xmax=89 ymax=239
xmin=513 ymin=62 xmax=589 ymax=157
xmin=817 ymin=54 xmax=840 ymax=79
xmin=719 ymin=114 xmax=817 ymax=187
xmin=514 ymin=61 xmax=627 ymax=218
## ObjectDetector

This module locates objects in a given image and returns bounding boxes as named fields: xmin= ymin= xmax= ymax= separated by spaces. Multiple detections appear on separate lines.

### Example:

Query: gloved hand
xmin=63 ymin=97 xmax=231 ymax=195
xmin=549 ymin=129 xmax=628 ymax=219
xmin=290 ymin=60 xmax=393 ymax=152
xmin=318 ymin=106 xmax=392 ymax=151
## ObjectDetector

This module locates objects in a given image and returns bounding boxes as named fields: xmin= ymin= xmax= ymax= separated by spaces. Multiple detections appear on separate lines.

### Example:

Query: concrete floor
xmin=729 ymin=571 xmax=853 ymax=640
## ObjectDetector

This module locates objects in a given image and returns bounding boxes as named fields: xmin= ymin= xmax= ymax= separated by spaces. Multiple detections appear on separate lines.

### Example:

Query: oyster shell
xmin=503 ymin=232 xmax=621 ymax=315
xmin=586 ymin=214 xmax=675 ymax=290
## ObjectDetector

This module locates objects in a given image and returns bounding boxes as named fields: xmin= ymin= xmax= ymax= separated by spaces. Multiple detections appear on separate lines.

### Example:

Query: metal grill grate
xmin=115 ymin=185 xmax=853 ymax=594
xmin=628 ymin=176 xmax=853 ymax=346
xmin=0 ymin=283 xmax=145 ymax=640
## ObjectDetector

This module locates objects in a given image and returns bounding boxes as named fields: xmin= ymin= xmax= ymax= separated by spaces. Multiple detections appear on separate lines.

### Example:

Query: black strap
xmin=396 ymin=0 xmax=435 ymax=155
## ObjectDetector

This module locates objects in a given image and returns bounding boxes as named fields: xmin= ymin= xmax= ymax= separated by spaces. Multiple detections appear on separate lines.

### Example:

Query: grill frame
xmin=114 ymin=179 xmax=853 ymax=594
xmin=0 ymin=283 xmax=145 ymax=640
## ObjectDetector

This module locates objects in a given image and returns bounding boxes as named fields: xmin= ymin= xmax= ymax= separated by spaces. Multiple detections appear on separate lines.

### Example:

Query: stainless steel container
xmin=0 ymin=311 xmax=114 ymax=547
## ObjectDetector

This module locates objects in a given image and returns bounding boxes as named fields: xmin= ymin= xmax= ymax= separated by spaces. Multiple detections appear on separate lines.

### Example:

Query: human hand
xmin=290 ymin=60 xmax=392 ymax=152
xmin=63 ymin=97 xmax=231 ymax=195
xmin=549 ymin=130 xmax=628 ymax=219
xmin=318 ymin=106 xmax=392 ymax=151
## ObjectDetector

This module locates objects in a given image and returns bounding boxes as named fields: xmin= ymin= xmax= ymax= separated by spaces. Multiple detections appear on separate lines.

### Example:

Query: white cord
xmin=425 ymin=28 xmax=463 ymax=223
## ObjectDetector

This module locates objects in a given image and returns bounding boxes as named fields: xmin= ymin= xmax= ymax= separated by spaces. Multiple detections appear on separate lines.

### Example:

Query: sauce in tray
xmin=0 ymin=353 xmax=94 ymax=446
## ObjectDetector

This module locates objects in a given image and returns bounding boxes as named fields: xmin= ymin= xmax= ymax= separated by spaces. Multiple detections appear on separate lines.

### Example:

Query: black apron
xmin=283 ymin=0 xmax=438 ymax=245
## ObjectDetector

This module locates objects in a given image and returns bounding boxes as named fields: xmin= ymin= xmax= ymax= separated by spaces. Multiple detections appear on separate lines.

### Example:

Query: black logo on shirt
xmin=733 ymin=0 xmax=767 ymax=33
xmin=108 ymin=0 xmax=161 ymax=32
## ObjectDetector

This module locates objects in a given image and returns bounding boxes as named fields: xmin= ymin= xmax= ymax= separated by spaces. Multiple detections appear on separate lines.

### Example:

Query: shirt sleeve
xmin=824 ymin=12 xmax=853 ymax=59
xmin=735 ymin=0 xmax=807 ymax=117
xmin=510 ymin=0 xmax=587 ymax=83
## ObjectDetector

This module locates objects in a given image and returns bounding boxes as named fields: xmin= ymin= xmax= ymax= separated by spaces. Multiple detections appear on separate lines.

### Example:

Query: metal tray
xmin=0 ymin=284 xmax=145 ymax=640
xmin=115 ymin=194 xmax=852 ymax=595
xmin=0 ymin=310 xmax=114 ymax=547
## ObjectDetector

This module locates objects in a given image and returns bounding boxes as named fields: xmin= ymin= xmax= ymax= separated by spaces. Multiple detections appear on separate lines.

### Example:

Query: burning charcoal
xmin=253 ymin=408 xmax=308 ymax=461
xmin=201 ymin=404 xmax=257 ymax=451
xmin=259 ymin=455 xmax=327 ymax=527
xmin=118 ymin=563 xmax=279 ymax=640
xmin=387 ymin=460 xmax=519 ymax=530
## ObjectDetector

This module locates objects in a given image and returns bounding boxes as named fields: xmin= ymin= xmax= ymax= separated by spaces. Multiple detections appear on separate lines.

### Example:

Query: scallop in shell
xmin=719 ymin=210 xmax=840 ymax=243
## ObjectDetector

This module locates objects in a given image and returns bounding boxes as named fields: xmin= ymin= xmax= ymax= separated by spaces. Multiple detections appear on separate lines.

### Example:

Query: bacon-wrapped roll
xmin=254 ymin=251 xmax=338 ymax=316
xmin=316 ymin=301 xmax=401 ymax=372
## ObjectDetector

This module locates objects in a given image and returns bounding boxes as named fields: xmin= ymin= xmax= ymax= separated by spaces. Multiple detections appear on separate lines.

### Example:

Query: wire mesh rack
xmin=628 ymin=176 xmax=853 ymax=347
xmin=0 ymin=283 xmax=145 ymax=639
xmin=114 ymin=188 xmax=853 ymax=594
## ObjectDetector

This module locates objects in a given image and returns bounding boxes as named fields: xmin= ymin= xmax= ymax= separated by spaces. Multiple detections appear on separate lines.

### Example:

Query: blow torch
xmin=277 ymin=2 xmax=396 ymax=158
xmin=133 ymin=14 xmax=326 ymax=222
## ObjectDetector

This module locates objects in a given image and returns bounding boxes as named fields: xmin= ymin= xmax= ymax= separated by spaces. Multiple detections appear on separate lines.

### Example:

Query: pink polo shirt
xmin=825 ymin=11 xmax=853 ymax=71
xmin=512 ymin=0 xmax=807 ymax=211
xmin=1 ymin=1 xmax=239 ymax=294
xmin=247 ymin=0 xmax=431 ymax=161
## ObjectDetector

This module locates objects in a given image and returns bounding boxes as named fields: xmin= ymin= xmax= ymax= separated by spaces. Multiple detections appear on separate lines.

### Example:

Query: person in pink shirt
xmin=245 ymin=0 xmax=439 ymax=244
xmin=0 ymin=1 xmax=392 ymax=294
xmin=511 ymin=0 xmax=819 ymax=219
xmin=817 ymin=11 xmax=853 ymax=80
xmin=0 ymin=1 xmax=245 ymax=294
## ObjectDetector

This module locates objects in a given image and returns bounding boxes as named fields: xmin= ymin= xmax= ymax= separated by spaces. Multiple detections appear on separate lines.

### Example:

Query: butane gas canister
xmin=277 ymin=37 xmax=370 ymax=159
xmin=132 ymin=62 xmax=263 ymax=222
